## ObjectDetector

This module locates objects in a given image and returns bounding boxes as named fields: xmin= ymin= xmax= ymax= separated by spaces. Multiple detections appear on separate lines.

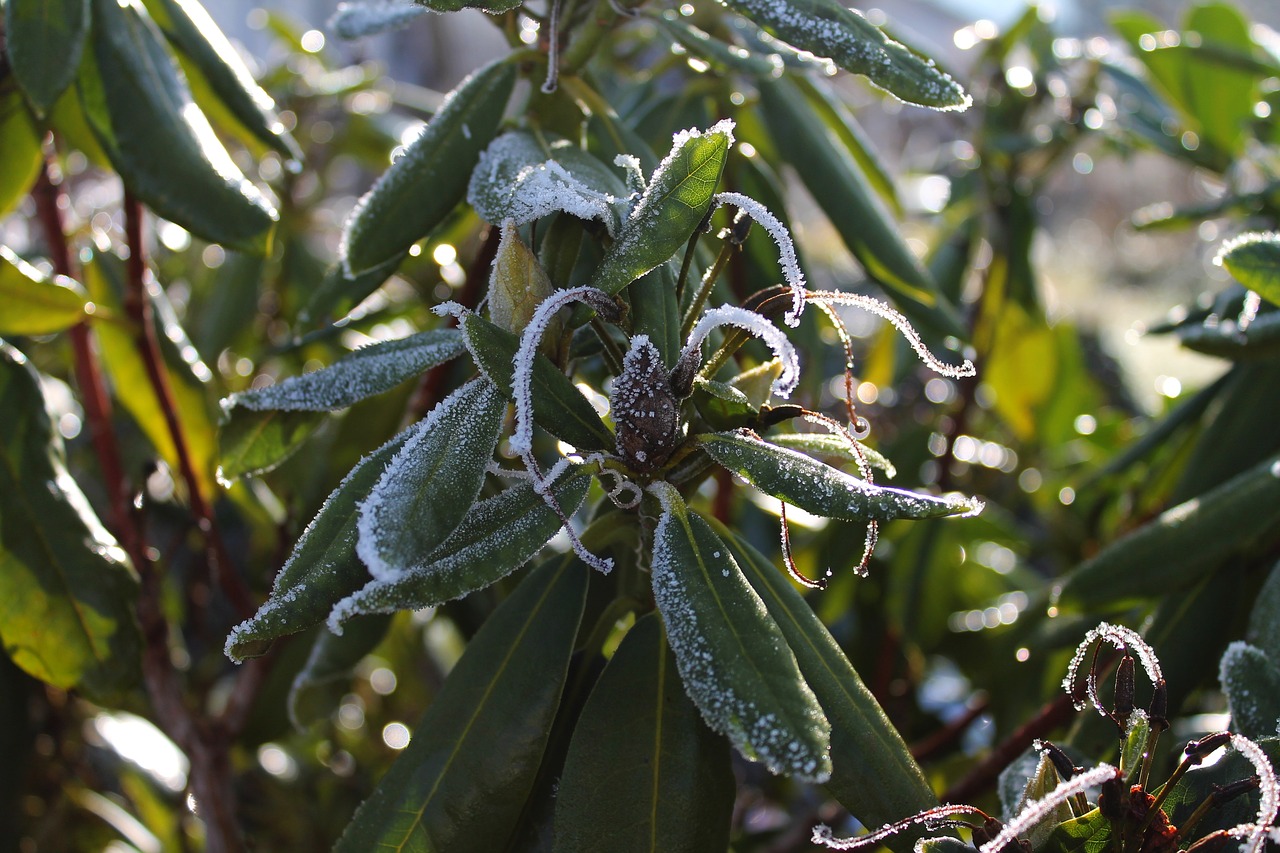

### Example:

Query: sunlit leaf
xmin=4 ymin=0 xmax=90 ymax=116
xmin=1216 ymin=232 xmax=1280 ymax=306
xmin=330 ymin=2 xmax=429 ymax=40
xmin=0 ymin=90 xmax=44 ymax=218
xmin=0 ymin=246 xmax=91 ymax=336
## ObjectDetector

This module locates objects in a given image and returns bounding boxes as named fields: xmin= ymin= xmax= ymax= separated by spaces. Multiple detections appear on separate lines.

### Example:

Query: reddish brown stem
xmin=942 ymin=692 xmax=1076 ymax=803
xmin=911 ymin=694 xmax=991 ymax=763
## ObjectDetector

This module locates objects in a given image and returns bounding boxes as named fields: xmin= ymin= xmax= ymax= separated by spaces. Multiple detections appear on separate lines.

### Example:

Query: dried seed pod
xmin=612 ymin=336 xmax=682 ymax=473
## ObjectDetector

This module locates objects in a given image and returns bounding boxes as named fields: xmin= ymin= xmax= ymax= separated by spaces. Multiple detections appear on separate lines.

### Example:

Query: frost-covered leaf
xmin=5 ymin=0 xmax=89 ymax=116
xmin=223 ymin=329 xmax=465 ymax=413
xmin=355 ymin=378 xmax=505 ymax=581
xmin=553 ymin=613 xmax=735 ymax=853
xmin=590 ymin=121 xmax=734 ymax=296
xmin=650 ymin=484 xmax=832 ymax=781
xmin=459 ymin=313 xmax=613 ymax=451
xmin=701 ymin=431 xmax=982 ymax=521
xmin=329 ymin=471 xmax=589 ymax=630
xmin=333 ymin=556 xmax=587 ymax=852
xmin=414 ymin=0 xmax=520 ymax=14
xmin=725 ymin=0 xmax=969 ymax=110
xmin=225 ymin=429 xmax=411 ymax=661
xmin=0 ymin=246 xmax=91 ymax=335
xmin=1216 ymin=232 xmax=1280 ymax=306
xmin=288 ymin=614 xmax=392 ymax=728
xmin=341 ymin=59 xmax=515 ymax=275
xmin=769 ymin=432 xmax=896 ymax=479
xmin=468 ymin=131 xmax=628 ymax=236
xmin=0 ymin=343 xmax=142 ymax=701
xmin=1247 ymin=560 xmax=1280 ymax=663
xmin=329 ymin=1 xmax=429 ymax=40
xmin=1220 ymin=641 xmax=1280 ymax=741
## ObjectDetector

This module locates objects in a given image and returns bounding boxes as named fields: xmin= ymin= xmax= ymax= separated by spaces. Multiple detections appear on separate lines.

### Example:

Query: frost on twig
xmin=678 ymin=305 xmax=801 ymax=398
xmin=1224 ymin=733 xmax=1280 ymax=853
xmin=1062 ymin=622 xmax=1164 ymax=716
xmin=978 ymin=764 xmax=1120 ymax=853
xmin=807 ymin=290 xmax=975 ymax=379
xmin=811 ymin=804 xmax=984 ymax=850
xmin=714 ymin=192 xmax=807 ymax=327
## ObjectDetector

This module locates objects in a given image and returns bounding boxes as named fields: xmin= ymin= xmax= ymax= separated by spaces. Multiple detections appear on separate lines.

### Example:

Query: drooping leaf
xmin=726 ymin=0 xmax=969 ymax=110
xmin=224 ymin=429 xmax=411 ymax=661
xmin=355 ymin=378 xmax=505 ymax=581
xmin=330 ymin=1 xmax=430 ymax=40
xmin=329 ymin=471 xmax=590 ymax=630
xmin=0 ymin=89 xmax=44 ymax=217
xmin=139 ymin=0 xmax=303 ymax=159
xmin=333 ymin=556 xmax=588 ymax=852
xmin=80 ymin=0 xmax=278 ymax=253
xmin=0 ymin=342 xmax=142 ymax=701
xmin=1216 ymin=232 xmax=1280 ymax=306
xmin=700 ymin=430 xmax=982 ymax=521
xmin=553 ymin=613 xmax=734 ymax=853
xmin=718 ymin=522 xmax=940 ymax=836
xmin=4 ymin=0 xmax=90 ymax=116
xmin=0 ymin=246 xmax=91 ymax=336
xmin=768 ymin=432 xmax=896 ymax=479
xmin=287 ymin=614 xmax=392 ymax=728
xmin=216 ymin=409 xmax=325 ymax=484
xmin=590 ymin=121 xmax=733 ymax=296
xmin=460 ymin=313 xmax=613 ymax=451
xmin=1219 ymin=641 xmax=1280 ymax=741
xmin=650 ymin=486 xmax=831 ymax=781
xmin=341 ymin=58 xmax=516 ymax=275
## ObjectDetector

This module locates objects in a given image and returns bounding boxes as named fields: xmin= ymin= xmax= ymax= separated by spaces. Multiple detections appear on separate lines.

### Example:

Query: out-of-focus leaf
xmin=700 ymin=430 xmax=982 ymax=521
xmin=0 ymin=90 xmax=43 ymax=217
xmin=225 ymin=429 xmax=410 ymax=660
xmin=354 ymin=378 xmax=504 ymax=580
xmin=333 ymin=556 xmax=588 ymax=852
xmin=1247 ymin=560 xmax=1280 ymax=662
xmin=651 ymin=15 xmax=776 ymax=75
xmin=4 ymin=0 xmax=90 ymax=116
xmin=330 ymin=1 xmax=429 ymax=39
xmin=650 ymin=486 xmax=831 ymax=781
xmin=1216 ymin=232 xmax=1280 ymax=306
xmin=553 ymin=613 xmax=734 ymax=853
xmin=1056 ymin=453 xmax=1280 ymax=607
xmin=1219 ymin=642 xmax=1280 ymax=741
xmin=80 ymin=0 xmax=278 ymax=253
xmin=719 ymin=523 xmax=940 ymax=837
xmin=460 ymin=313 xmax=613 ymax=451
xmin=298 ymin=254 xmax=407 ymax=328
xmin=590 ymin=122 xmax=731 ymax=296
xmin=329 ymin=471 xmax=590 ymax=630
xmin=341 ymin=59 xmax=515 ymax=275
xmin=727 ymin=0 xmax=968 ymax=110
xmin=287 ymin=614 xmax=392 ymax=728
xmin=139 ymin=0 xmax=302 ymax=160
xmin=982 ymin=302 xmax=1058 ymax=441
xmin=0 ymin=246 xmax=91 ymax=335
xmin=217 ymin=409 xmax=324 ymax=484
xmin=1173 ymin=362 xmax=1280 ymax=502
xmin=1177 ymin=310 xmax=1280 ymax=360
xmin=415 ymin=0 xmax=520 ymax=14
xmin=0 ymin=342 xmax=141 ymax=701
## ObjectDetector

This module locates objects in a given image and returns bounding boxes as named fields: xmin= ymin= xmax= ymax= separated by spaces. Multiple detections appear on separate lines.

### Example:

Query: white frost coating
xmin=715 ymin=192 xmax=807 ymax=327
xmin=432 ymin=301 xmax=468 ymax=319
xmin=329 ymin=1 xmax=430 ymax=40
xmin=1062 ymin=622 xmax=1163 ymax=713
xmin=807 ymin=290 xmax=976 ymax=379
xmin=979 ymin=764 xmax=1119 ymax=853
xmin=614 ymin=154 xmax=646 ymax=195
xmin=1224 ymin=733 xmax=1280 ymax=853
xmin=223 ymin=330 xmax=465 ymax=412
xmin=812 ymin=805 xmax=978 ymax=850
xmin=682 ymin=305 xmax=800 ymax=398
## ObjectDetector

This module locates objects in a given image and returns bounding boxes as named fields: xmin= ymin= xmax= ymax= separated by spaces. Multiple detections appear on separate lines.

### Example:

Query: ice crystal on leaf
xmin=681 ymin=305 xmax=801 ymax=398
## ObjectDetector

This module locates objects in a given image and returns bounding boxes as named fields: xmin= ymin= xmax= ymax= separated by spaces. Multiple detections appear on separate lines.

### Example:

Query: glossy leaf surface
xmin=0 ymin=246 xmax=91 ymax=336
xmin=333 ymin=557 xmax=588 ymax=852
xmin=5 ymin=0 xmax=89 ymax=115
xmin=1216 ymin=232 xmax=1280 ymax=305
xmin=0 ymin=90 xmax=44 ymax=217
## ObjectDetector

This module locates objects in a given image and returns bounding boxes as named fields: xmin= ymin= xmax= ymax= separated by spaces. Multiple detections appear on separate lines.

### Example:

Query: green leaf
xmin=0 ymin=342 xmax=142 ymax=701
xmin=4 ymin=0 xmax=90 ymax=116
xmin=726 ymin=0 xmax=969 ymax=110
xmin=415 ymin=0 xmax=520 ymax=15
xmin=1056 ymin=453 xmax=1280 ymax=608
xmin=460 ymin=313 xmax=613 ymax=452
xmin=216 ymin=408 xmax=324 ymax=484
xmin=0 ymin=245 xmax=91 ymax=335
xmin=328 ymin=471 xmax=590 ymax=630
xmin=488 ymin=223 xmax=559 ymax=339
xmin=691 ymin=378 xmax=758 ymax=430
xmin=298 ymin=254 xmax=407 ymax=327
xmin=225 ymin=429 xmax=411 ymax=660
xmin=1121 ymin=713 xmax=1150 ymax=781
xmin=355 ymin=378 xmax=506 ymax=580
xmin=342 ymin=59 xmax=516 ymax=275
xmin=1040 ymin=808 xmax=1112 ymax=853
xmin=590 ymin=122 xmax=732 ymax=296
xmin=769 ymin=432 xmax=896 ymax=479
xmin=718 ymin=522 xmax=940 ymax=835
xmin=1246 ymin=559 xmax=1280 ymax=662
xmin=553 ymin=613 xmax=734 ymax=853
xmin=1177 ymin=309 xmax=1280 ymax=360
xmin=757 ymin=77 xmax=964 ymax=338
xmin=699 ymin=431 xmax=983 ymax=521
xmin=139 ymin=0 xmax=303 ymax=160
xmin=0 ymin=89 xmax=44 ymax=217
xmin=1219 ymin=642 xmax=1280 ymax=741
xmin=1216 ymin=232 xmax=1280 ymax=306
xmin=333 ymin=556 xmax=588 ymax=853
xmin=651 ymin=16 xmax=777 ymax=75
xmin=80 ymin=0 xmax=278 ymax=253
xmin=287 ymin=614 xmax=392 ymax=728
xmin=650 ymin=485 xmax=831 ymax=781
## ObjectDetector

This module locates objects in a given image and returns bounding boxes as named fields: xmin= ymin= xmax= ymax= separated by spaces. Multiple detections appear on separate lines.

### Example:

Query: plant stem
xmin=680 ymin=238 xmax=734 ymax=340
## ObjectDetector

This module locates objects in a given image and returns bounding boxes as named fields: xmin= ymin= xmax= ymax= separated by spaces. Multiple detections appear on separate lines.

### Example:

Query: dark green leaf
xmin=1056 ymin=453 xmax=1280 ymax=608
xmin=1220 ymin=642 xmax=1280 ymax=741
xmin=700 ymin=430 xmax=982 ymax=521
xmin=718 ymin=522 xmax=940 ymax=835
xmin=0 ymin=342 xmax=142 ymax=701
xmin=0 ymin=89 xmax=44 ymax=217
xmin=1247 ymin=560 xmax=1280 ymax=662
xmin=80 ymin=0 xmax=278 ymax=253
xmin=1216 ymin=232 xmax=1280 ymax=306
xmin=328 ymin=470 xmax=590 ymax=629
xmin=460 ymin=313 xmax=613 ymax=451
xmin=216 ymin=409 xmax=324 ymax=484
xmin=726 ymin=0 xmax=969 ymax=110
xmin=650 ymin=486 xmax=831 ymax=781
xmin=139 ymin=0 xmax=302 ymax=160
xmin=334 ymin=556 xmax=588 ymax=852
xmin=553 ymin=613 xmax=734 ymax=853
xmin=225 ymin=429 xmax=411 ymax=661
xmin=287 ymin=614 xmax=392 ymax=728
xmin=342 ymin=59 xmax=516 ymax=275
xmin=1177 ymin=309 xmax=1280 ymax=360
xmin=629 ymin=261 xmax=682 ymax=368
xmin=1040 ymin=808 xmax=1112 ymax=853
xmin=590 ymin=122 xmax=732 ymax=296
xmin=0 ymin=245 xmax=91 ymax=335
xmin=692 ymin=378 xmax=758 ymax=430
xmin=4 ymin=0 xmax=89 ymax=115
xmin=298 ymin=254 xmax=407 ymax=328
